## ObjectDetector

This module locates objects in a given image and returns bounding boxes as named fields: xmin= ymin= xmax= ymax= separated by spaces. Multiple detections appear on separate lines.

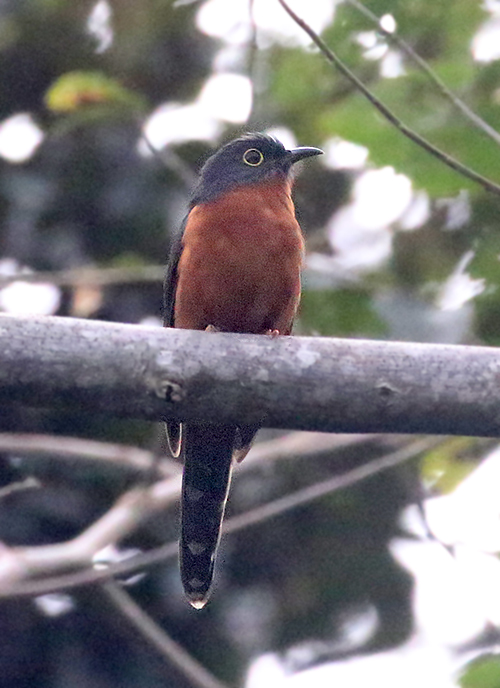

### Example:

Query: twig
xmin=238 ymin=431 xmax=382 ymax=468
xmin=0 ymin=430 xmax=375 ymax=477
xmin=276 ymin=0 xmax=500 ymax=196
xmin=104 ymin=581 xmax=232 ymax=688
xmin=0 ymin=477 xmax=40 ymax=500
xmin=247 ymin=0 xmax=259 ymax=82
xmin=224 ymin=436 xmax=439 ymax=533
xmin=141 ymin=131 xmax=197 ymax=188
xmin=0 ymin=433 xmax=180 ymax=477
xmin=0 ymin=540 xmax=178 ymax=599
xmin=0 ymin=478 xmax=180 ymax=588
xmin=0 ymin=435 xmax=437 ymax=598
xmin=0 ymin=265 xmax=164 ymax=288
xmin=345 ymin=0 xmax=500 ymax=147
xmin=0 ymin=432 xmax=370 ymax=593
xmin=0 ymin=258 xmax=349 ymax=288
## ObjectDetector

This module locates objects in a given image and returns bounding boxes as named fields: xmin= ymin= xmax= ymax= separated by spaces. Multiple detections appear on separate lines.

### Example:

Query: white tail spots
xmin=188 ymin=577 xmax=205 ymax=590
xmin=189 ymin=597 xmax=207 ymax=610
xmin=184 ymin=485 xmax=204 ymax=502
xmin=187 ymin=541 xmax=207 ymax=556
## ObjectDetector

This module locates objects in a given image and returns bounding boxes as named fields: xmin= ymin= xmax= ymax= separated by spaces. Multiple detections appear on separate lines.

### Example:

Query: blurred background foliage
xmin=0 ymin=0 xmax=500 ymax=686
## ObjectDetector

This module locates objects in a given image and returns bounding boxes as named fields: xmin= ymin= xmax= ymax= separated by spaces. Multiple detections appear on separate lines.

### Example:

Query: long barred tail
xmin=179 ymin=422 xmax=235 ymax=609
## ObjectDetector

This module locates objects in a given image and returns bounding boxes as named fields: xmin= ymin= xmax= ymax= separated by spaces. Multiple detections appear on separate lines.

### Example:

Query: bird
xmin=163 ymin=132 xmax=323 ymax=608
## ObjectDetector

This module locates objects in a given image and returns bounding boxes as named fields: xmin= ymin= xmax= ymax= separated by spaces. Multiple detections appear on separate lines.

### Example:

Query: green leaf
xmin=45 ymin=71 xmax=147 ymax=116
xmin=460 ymin=655 xmax=500 ymax=688
xmin=421 ymin=438 xmax=478 ymax=493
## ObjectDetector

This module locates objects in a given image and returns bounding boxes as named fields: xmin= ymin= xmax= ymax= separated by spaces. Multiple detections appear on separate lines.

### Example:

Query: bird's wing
xmin=163 ymin=215 xmax=188 ymax=457
xmin=163 ymin=214 xmax=187 ymax=328
xmin=233 ymin=424 xmax=260 ymax=462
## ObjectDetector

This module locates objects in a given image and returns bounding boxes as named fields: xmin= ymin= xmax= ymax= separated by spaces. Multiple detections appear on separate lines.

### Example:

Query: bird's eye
xmin=243 ymin=148 xmax=264 ymax=166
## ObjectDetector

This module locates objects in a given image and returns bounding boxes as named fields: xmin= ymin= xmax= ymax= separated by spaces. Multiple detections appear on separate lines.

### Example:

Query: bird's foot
xmin=264 ymin=329 xmax=280 ymax=338
xmin=205 ymin=324 xmax=220 ymax=333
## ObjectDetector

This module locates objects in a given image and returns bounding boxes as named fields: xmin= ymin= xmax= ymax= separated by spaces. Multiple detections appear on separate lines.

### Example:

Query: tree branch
xmin=0 ymin=478 xmax=180 ymax=589
xmin=0 ymin=434 xmax=432 ymax=598
xmin=224 ymin=436 xmax=438 ymax=533
xmin=0 ymin=265 xmax=165 ymax=288
xmin=345 ymin=0 xmax=500 ymax=147
xmin=2 ymin=313 xmax=500 ymax=437
xmin=0 ymin=431 xmax=381 ymax=596
xmin=104 ymin=581 xmax=232 ymax=688
xmin=276 ymin=0 xmax=500 ymax=196
xmin=0 ymin=432 xmax=180 ymax=477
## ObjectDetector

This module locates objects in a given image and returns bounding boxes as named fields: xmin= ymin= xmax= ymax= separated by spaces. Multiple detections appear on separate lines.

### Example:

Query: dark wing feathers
xmin=163 ymin=215 xmax=187 ymax=457
xmin=163 ymin=215 xmax=187 ymax=328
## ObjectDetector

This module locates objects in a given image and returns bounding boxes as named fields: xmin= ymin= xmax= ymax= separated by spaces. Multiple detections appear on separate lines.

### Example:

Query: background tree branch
xmin=103 ymin=581 xmax=231 ymax=688
xmin=0 ymin=433 xmax=431 ymax=599
xmin=277 ymin=0 xmax=500 ymax=196
xmin=344 ymin=0 xmax=500 ymax=146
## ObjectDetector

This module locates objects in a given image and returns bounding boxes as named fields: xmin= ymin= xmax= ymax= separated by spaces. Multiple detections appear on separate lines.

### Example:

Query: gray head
xmin=192 ymin=133 xmax=323 ymax=205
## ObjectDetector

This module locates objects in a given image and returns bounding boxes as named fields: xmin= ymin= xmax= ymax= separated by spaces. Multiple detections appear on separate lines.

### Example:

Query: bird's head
xmin=192 ymin=133 xmax=323 ymax=204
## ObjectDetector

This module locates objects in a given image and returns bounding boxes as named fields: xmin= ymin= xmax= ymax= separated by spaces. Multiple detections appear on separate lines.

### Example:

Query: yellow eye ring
xmin=243 ymin=148 xmax=264 ymax=166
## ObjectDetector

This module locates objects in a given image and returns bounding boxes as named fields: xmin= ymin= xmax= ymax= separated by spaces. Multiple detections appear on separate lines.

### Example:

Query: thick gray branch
xmin=0 ymin=313 xmax=499 ymax=437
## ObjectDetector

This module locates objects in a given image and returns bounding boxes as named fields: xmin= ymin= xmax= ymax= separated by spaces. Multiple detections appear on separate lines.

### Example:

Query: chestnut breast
xmin=174 ymin=178 xmax=305 ymax=334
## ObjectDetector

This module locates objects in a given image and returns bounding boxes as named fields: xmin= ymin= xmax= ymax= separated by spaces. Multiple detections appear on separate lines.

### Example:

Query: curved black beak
xmin=287 ymin=146 xmax=323 ymax=164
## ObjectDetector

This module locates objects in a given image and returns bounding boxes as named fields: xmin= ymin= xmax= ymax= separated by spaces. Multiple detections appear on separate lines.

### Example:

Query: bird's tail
xmin=180 ymin=422 xmax=236 ymax=608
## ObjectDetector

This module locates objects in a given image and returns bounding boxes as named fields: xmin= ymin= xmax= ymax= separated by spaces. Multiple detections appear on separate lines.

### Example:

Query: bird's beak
xmin=287 ymin=146 xmax=323 ymax=164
